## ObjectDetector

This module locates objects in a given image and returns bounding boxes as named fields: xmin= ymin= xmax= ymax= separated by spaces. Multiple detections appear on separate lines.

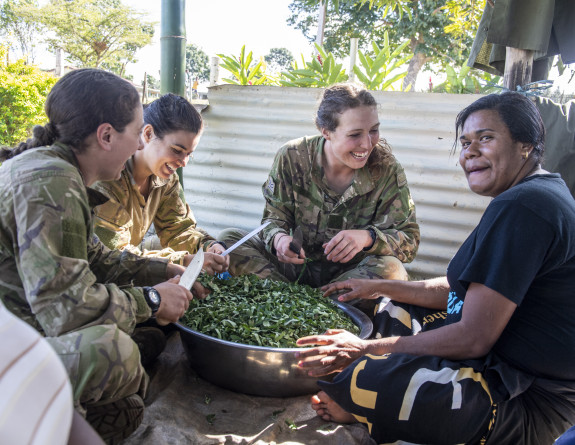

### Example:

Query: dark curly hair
xmin=143 ymin=93 xmax=203 ymax=138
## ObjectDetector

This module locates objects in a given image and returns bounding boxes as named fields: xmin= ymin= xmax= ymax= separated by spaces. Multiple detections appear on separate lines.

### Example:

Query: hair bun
xmin=32 ymin=123 xmax=58 ymax=146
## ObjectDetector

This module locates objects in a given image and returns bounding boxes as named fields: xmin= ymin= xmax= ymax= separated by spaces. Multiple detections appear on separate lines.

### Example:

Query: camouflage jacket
xmin=261 ymin=135 xmax=420 ymax=263
xmin=0 ymin=143 xmax=169 ymax=337
xmin=92 ymin=157 xmax=215 ymax=265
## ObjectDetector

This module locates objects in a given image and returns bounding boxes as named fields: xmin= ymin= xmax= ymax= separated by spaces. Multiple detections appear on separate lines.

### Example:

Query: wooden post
xmin=315 ymin=0 xmax=327 ymax=47
xmin=348 ymin=37 xmax=359 ymax=82
xmin=210 ymin=56 xmax=219 ymax=86
xmin=142 ymin=72 xmax=148 ymax=103
xmin=55 ymin=48 xmax=62 ymax=77
xmin=503 ymin=47 xmax=534 ymax=91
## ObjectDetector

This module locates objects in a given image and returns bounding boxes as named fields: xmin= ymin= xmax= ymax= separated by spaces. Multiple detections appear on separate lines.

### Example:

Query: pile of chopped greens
xmin=180 ymin=274 xmax=359 ymax=348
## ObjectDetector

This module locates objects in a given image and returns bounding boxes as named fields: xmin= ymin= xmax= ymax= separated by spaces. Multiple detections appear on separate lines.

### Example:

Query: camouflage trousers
xmin=46 ymin=324 xmax=148 ymax=416
xmin=219 ymin=228 xmax=409 ymax=316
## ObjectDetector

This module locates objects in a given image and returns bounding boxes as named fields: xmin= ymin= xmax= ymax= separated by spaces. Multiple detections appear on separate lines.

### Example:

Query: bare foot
xmin=310 ymin=391 xmax=357 ymax=424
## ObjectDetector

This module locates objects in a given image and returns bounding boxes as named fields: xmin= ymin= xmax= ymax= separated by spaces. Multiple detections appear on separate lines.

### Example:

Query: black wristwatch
xmin=143 ymin=287 xmax=161 ymax=315
xmin=363 ymin=228 xmax=377 ymax=251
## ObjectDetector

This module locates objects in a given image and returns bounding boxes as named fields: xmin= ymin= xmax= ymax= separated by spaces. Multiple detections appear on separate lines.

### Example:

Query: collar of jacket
xmin=50 ymin=142 xmax=112 ymax=208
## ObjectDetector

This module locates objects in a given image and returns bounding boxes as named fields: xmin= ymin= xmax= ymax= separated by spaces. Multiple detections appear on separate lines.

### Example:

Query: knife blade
xmin=179 ymin=248 xmax=204 ymax=290
xmin=221 ymin=221 xmax=271 ymax=256
xmin=289 ymin=226 xmax=303 ymax=255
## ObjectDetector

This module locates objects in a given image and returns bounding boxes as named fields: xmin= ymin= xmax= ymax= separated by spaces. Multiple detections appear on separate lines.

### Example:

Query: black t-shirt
xmin=446 ymin=174 xmax=575 ymax=380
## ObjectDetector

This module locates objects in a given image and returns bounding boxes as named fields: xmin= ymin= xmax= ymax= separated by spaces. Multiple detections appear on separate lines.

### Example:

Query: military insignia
xmin=266 ymin=178 xmax=275 ymax=194
xmin=397 ymin=171 xmax=407 ymax=187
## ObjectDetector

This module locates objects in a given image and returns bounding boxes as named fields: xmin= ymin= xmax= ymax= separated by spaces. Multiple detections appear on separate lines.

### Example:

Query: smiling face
xmin=139 ymin=124 xmax=201 ymax=179
xmin=459 ymin=109 xmax=532 ymax=197
xmin=322 ymin=105 xmax=380 ymax=173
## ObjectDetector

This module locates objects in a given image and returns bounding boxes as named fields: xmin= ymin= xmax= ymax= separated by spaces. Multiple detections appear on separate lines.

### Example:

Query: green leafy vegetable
xmin=180 ymin=274 xmax=359 ymax=348
xmin=285 ymin=418 xmax=298 ymax=430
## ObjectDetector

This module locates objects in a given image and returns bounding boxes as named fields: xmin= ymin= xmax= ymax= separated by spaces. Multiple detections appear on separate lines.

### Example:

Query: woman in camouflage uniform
xmin=0 ymin=69 xmax=196 ymax=444
xmin=220 ymin=84 xmax=420 ymax=313
xmin=93 ymin=93 xmax=229 ymax=275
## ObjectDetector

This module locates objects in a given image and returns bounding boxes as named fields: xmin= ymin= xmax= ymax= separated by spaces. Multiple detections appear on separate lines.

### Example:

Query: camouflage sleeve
xmin=364 ymin=161 xmax=420 ymax=263
xmin=14 ymin=173 xmax=159 ymax=337
xmin=261 ymin=145 xmax=296 ymax=252
xmin=153 ymin=177 xmax=215 ymax=255
xmin=93 ymin=180 xmax=189 ymax=265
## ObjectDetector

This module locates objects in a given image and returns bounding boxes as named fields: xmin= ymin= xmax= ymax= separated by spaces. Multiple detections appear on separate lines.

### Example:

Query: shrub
xmin=0 ymin=46 xmax=57 ymax=147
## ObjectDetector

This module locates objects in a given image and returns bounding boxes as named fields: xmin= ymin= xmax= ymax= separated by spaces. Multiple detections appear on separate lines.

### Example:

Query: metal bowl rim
xmin=175 ymin=301 xmax=372 ymax=352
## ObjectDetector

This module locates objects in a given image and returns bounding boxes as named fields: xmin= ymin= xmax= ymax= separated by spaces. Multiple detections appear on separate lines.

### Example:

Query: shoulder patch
xmin=266 ymin=177 xmax=275 ymax=194
xmin=397 ymin=171 xmax=407 ymax=187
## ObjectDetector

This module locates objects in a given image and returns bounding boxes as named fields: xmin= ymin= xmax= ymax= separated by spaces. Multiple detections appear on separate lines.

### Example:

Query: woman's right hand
xmin=183 ymin=252 xmax=229 ymax=275
xmin=322 ymin=279 xmax=385 ymax=302
xmin=295 ymin=329 xmax=367 ymax=376
xmin=153 ymin=277 xmax=194 ymax=325
xmin=274 ymin=233 xmax=306 ymax=264
xmin=202 ymin=252 xmax=229 ymax=275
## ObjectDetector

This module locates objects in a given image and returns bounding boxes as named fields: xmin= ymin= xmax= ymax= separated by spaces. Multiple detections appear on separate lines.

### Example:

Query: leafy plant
xmin=433 ymin=65 xmax=473 ymax=93
xmin=279 ymin=43 xmax=348 ymax=88
xmin=217 ymin=45 xmax=271 ymax=86
xmin=0 ymin=46 xmax=57 ymax=147
xmin=353 ymin=32 xmax=411 ymax=91
xmin=287 ymin=0 xmax=480 ymax=90
xmin=181 ymin=274 xmax=359 ymax=348
xmin=433 ymin=65 xmax=503 ymax=94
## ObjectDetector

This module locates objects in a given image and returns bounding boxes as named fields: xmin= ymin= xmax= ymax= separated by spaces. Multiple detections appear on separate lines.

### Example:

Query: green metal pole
xmin=161 ymin=0 xmax=186 ymax=185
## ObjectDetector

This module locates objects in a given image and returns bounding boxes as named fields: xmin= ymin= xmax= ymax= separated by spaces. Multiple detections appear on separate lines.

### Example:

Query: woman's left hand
xmin=295 ymin=329 xmax=367 ymax=376
xmin=323 ymin=229 xmax=373 ymax=263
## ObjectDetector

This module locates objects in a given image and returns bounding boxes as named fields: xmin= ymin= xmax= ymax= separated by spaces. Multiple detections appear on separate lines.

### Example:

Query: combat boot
xmin=86 ymin=394 xmax=144 ymax=444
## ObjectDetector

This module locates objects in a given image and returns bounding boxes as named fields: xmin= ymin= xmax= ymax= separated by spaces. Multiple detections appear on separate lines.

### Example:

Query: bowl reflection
xmin=175 ymin=302 xmax=372 ymax=397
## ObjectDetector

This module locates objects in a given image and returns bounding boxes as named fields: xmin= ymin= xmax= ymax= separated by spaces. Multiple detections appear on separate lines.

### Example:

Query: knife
xmin=221 ymin=221 xmax=271 ymax=256
xmin=289 ymin=226 xmax=303 ymax=256
xmin=179 ymin=248 xmax=204 ymax=290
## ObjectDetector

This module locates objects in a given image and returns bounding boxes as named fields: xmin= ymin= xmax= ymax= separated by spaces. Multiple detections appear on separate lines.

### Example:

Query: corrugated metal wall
xmin=183 ymin=85 xmax=491 ymax=279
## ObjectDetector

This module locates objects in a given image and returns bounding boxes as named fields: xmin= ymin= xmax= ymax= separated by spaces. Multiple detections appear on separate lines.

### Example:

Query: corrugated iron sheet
xmin=183 ymin=85 xmax=491 ymax=279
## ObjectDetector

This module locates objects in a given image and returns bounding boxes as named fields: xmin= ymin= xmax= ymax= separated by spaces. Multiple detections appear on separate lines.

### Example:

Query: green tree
xmin=0 ymin=0 xmax=43 ymax=63
xmin=39 ymin=0 xmax=154 ymax=70
xmin=288 ymin=0 xmax=483 ymax=90
xmin=144 ymin=74 xmax=160 ymax=90
xmin=186 ymin=43 xmax=210 ymax=82
xmin=264 ymin=48 xmax=295 ymax=73
xmin=0 ymin=46 xmax=57 ymax=147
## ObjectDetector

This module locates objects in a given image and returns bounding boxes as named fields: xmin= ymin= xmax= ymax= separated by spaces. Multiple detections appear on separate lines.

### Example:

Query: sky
xmin=121 ymin=0 xmax=316 ymax=84
xmin=31 ymin=0 xmax=574 ymax=94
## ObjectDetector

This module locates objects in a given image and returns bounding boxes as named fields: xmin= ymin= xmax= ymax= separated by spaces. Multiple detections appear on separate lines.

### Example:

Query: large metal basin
xmin=175 ymin=302 xmax=372 ymax=397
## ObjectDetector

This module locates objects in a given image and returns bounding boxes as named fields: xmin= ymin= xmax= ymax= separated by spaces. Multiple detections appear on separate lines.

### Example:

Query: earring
xmin=522 ymin=152 xmax=529 ymax=160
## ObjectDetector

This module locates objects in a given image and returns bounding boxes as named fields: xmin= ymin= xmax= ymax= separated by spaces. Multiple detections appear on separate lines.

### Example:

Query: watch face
xmin=148 ymin=288 xmax=161 ymax=305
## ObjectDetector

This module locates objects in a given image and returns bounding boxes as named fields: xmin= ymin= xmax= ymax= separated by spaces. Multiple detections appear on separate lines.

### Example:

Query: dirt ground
xmin=122 ymin=332 xmax=375 ymax=445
